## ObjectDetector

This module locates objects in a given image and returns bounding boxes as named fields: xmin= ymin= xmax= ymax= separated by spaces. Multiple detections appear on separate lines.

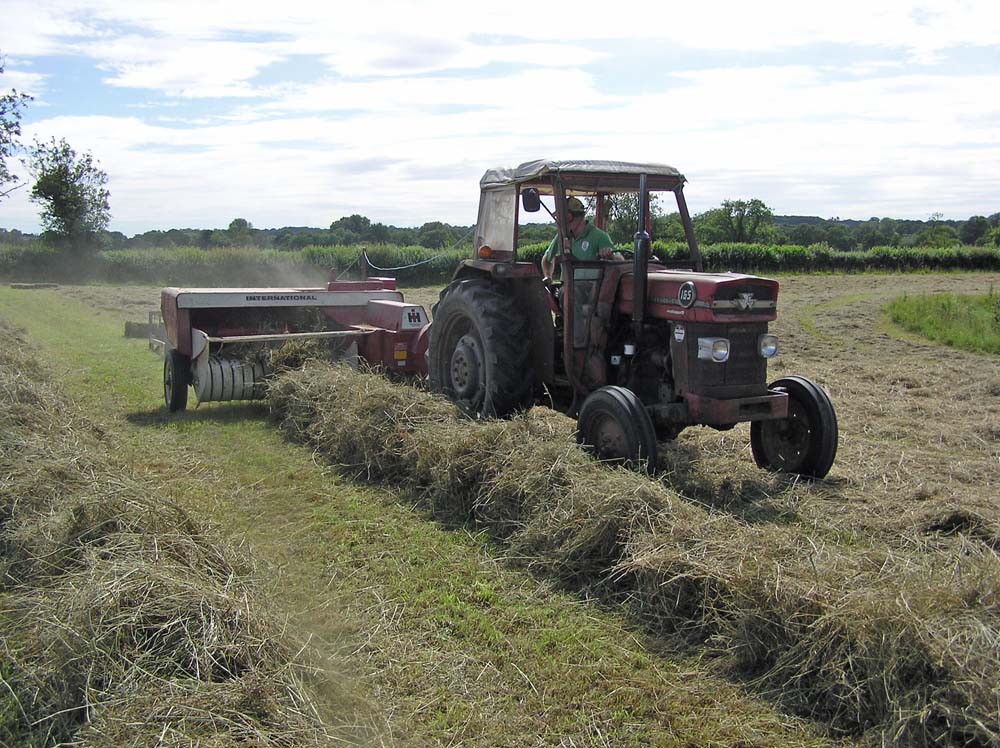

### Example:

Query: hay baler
xmin=160 ymin=276 xmax=429 ymax=412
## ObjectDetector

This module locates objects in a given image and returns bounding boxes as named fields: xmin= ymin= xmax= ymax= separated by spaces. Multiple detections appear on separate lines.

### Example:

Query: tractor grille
xmin=711 ymin=283 xmax=777 ymax=314
xmin=682 ymin=322 xmax=769 ymax=398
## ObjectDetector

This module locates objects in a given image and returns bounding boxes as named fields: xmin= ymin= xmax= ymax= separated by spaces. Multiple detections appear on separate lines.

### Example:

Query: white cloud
xmin=2 ymin=0 xmax=999 ymax=232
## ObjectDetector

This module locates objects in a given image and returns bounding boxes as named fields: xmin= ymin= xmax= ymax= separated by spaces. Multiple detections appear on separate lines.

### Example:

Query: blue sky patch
xmin=250 ymin=54 xmax=332 ymax=86
xmin=20 ymin=56 xmax=146 ymax=120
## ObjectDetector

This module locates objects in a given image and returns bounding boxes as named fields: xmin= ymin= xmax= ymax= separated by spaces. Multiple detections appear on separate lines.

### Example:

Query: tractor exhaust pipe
xmin=632 ymin=173 xmax=650 ymax=341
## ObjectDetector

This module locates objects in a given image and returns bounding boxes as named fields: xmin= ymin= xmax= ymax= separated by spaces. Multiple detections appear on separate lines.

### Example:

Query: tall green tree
xmin=695 ymin=199 xmax=775 ymax=243
xmin=331 ymin=214 xmax=371 ymax=236
xmin=720 ymin=199 xmax=774 ymax=242
xmin=417 ymin=221 xmax=455 ymax=249
xmin=913 ymin=213 xmax=958 ymax=248
xmin=605 ymin=193 xmax=661 ymax=244
xmin=959 ymin=216 xmax=990 ymax=245
xmin=26 ymin=137 xmax=110 ymax=247
xmin=1 ymin=57 xmax=32 ymax=199
xmin=227 ymin=217 xmax=254 ymax=245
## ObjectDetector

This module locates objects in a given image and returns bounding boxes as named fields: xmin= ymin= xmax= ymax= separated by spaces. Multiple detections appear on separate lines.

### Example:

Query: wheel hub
xmin=592 ymin=414 xmax=628 ymax=460
xmin=450 ymin=334 xmax=483 ymax=399
xmin=164 ymin=362 xmax=174 ymax=404
xmin=761 ymin=401 xmax=809 ymax=469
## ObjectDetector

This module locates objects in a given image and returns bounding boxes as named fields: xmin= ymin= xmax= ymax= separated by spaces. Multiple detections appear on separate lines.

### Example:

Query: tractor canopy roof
xmin=480 ymin=159 xmax=685 ymax=194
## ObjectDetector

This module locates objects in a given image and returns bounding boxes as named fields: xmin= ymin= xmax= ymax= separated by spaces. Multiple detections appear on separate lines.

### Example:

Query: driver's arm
xmin=541 ymin=237 xmax=559 ymax=282
xmin=541 ymin=253 xmax=557 ymax=281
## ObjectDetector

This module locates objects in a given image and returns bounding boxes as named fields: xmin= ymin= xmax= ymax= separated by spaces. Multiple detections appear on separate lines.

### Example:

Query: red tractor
xmin=427 ymin=160 xmax=837 ymax=477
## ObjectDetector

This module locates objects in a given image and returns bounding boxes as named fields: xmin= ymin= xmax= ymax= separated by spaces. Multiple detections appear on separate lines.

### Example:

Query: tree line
xmin=4 ymin=202 xmax=998 ymax=255
xmin=608 ymin=197 xmax=1000 ymax=250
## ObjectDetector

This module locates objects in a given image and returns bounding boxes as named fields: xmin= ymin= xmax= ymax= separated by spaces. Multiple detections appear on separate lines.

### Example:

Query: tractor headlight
xmin=697 ymin=337 xmax=730 ymax=363
xmin=758 ymin=334 xmax=779 ymax=358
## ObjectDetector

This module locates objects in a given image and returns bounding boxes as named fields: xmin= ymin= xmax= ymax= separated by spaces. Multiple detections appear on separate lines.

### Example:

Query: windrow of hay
xmin=0 ymin=322 xmax=370 ymax=747
xmin=269 ymin=362 xmax=1000 ymax=747
xmin=625 ymin=520 xmax=1000 ymax=743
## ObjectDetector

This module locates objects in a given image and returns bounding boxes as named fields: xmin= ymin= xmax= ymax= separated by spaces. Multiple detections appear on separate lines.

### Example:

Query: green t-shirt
xmin=544 ymin=219 xmax=616 ymax=263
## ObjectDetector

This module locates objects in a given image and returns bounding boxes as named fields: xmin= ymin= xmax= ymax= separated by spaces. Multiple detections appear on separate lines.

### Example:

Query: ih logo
xmin=407 ymin=309 xmax=423 ymax=324
xmin=737 ymin=292 xmax=756 ymax=311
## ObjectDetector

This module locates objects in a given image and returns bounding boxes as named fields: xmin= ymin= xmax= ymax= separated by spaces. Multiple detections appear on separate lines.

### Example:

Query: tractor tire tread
xmin=428 ymin=279 xmax=534 ymax=417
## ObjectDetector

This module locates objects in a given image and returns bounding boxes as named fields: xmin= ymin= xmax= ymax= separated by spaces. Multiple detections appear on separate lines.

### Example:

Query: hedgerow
xmin=3 ymin=240 xmax=1000 ymax=286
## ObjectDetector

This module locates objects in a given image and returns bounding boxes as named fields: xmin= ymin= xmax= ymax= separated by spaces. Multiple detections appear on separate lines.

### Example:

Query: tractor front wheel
xmin=577 ymin=386 xmax=658 ymax=473
xmin=750 ymin=376 xmax=837 ymax=478
xmin=428 ymin=280 xmax=533 ymax=418
xmin=164 ymin=349 xmax=191 ymax=412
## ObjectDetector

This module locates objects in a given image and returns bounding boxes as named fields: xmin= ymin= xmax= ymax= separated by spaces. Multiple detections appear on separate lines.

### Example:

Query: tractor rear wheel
xmin=164 ymin=349 xmax=191 ymax=412
xmin=428 ymin=279 xmax=534 ymax=417
xmin=750 ymin=376 xmax=837 ymax=478
xmin=577 ymin=386 xmax=658 ymax=473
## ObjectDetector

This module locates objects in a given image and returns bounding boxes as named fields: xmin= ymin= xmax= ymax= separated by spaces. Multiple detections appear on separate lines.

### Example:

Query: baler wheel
xmin=164 ymin=349 xmax=191 ymax=412
xmin=428 ymin=280 xmax=533 ymax=417
xmin=750 ymin=376 xmax=838 ymax=479
xmin=577 ymin=386 xmax=658 ymax=473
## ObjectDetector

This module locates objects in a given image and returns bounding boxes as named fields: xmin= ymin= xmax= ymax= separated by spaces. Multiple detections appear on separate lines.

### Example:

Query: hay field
xmin=0 ymin=282 xmax=842 ymax=747
xmin=405 ymin=273 xmax=1000 ymax=547
xmin=2 ymin=271 xmax=998 ymax=747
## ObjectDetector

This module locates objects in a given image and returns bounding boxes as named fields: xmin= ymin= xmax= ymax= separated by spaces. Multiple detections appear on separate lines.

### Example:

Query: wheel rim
xmin=757 ymin=399 xmax=811 ymax=472
xmin=588 ymin=412 xmax=630 ymax=461
xmin=450 ymin=333 xmax=484 ymax=401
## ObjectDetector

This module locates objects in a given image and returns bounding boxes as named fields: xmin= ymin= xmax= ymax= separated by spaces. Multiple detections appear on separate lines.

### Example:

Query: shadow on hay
xmin=125 ymin=401 xmax=270 ymax=428
xmin=655 ymin=439 xmax=851 ymax=526
xmin=923 ymin=509 xmax=1000 ymax=552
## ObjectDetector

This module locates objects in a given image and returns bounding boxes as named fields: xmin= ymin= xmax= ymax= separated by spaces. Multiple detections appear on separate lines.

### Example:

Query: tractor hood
xmin=618 ymin=270 xmax=779 ymax=323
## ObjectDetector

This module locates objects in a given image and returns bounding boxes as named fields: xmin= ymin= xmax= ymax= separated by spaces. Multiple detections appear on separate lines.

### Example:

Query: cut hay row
xmin=268 ymin=362 xmax=1000 ymax=747
xmin=0 ymin=322 xmax=365 ymax=747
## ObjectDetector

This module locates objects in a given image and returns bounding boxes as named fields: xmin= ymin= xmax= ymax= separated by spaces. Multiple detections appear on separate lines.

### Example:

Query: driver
xmin=540 ymin=196 xmax=618 ymax=283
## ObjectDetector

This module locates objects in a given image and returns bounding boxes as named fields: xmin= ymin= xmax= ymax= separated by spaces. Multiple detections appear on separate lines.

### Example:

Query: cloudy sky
xmin=1 ymin=0 xmax=998 ymax=235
